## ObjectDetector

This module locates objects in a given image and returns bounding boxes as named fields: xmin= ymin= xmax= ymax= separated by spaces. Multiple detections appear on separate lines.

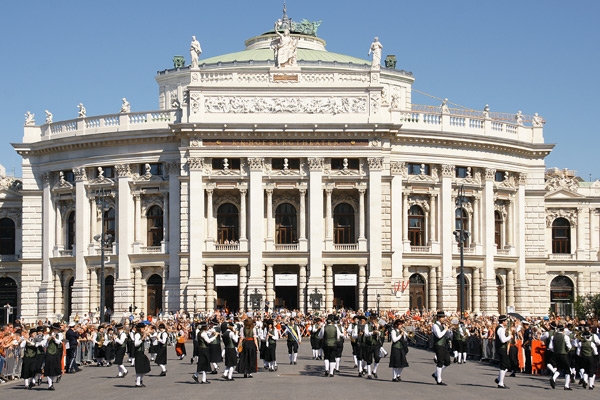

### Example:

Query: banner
xmin=275 ymin=274 xmax=297 ymax=287
xmin=215 ymin=274 xmax=238 ymax=287
xmin=335 ymin=274 xmax=357 ymax=286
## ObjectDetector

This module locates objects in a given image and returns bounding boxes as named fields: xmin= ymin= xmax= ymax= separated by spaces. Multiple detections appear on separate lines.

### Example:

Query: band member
xmin=540 ymin=322 xmax=557 ymax=377
xmin=209 ymin=318 xmax=223 ymax=374
xmin=34 ymin=326 xmax=47 ymax=386
xmin=389 ymin=319 xmax=409 ymax=382
xmin=155 ymin=323 xmax=168 ymax=376
xmin=494 ymin=315 xmax=511 ymax=389
xmin=175 ymin=325 xmax=187 ymax=360
xmin=94 ymin=325 xmax=107 ymax=367
xmin=353 ymin=315 xmax=368 ymax=376
xmin=237 ymin=317 xmax=259 ymax=378
xmin=192 ymin=322 xmax=219 ymax=383
xmin=363 ymin=315 xmax=382 ymax=379
xmin=453 ymin=321 xmax=468 ymax=364
xmin=577 ymin=332 xmax=597 ymax=389
xmin=133 ymin=323 xmax=151 ymax=387
xmin=348 ymin=315 xmax=359 ymax=368
xmin=113 ymin=323 xmax=129 ymax=378
xmin=310 ymin=318 xmax=322 ymax=360
xmin=319 ymin=315 xmax=342 ymax=377
xmin=128 ymin=325 xmax=137 ymax=365
xmin=105 ymin=327 xmax=115 ymax=366
xmin=44 ymin=323 xmax=63 ymax=390
xmin=21 ymin=328 xmax=38 ymax=389
xmin=264 ymin=319 xmax=279 ymax=371
xmin=549 ymin=324 xmax=572 ymax=390
xmin=148 ymin=325 xmax=158 ymax=362
xmin=221 ymin=321 xmax=239 ymax=381
xmin=284 ymin=317 xmax=301 ymax=365
xmin=334 ymin=315 xmax=345 ymax=372
xmin=431 ymin=311 xmax=452 ymax=385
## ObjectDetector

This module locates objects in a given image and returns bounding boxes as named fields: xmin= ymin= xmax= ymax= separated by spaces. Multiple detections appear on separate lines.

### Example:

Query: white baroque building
xmin=0 ymin=16 xmax=596 ymax=321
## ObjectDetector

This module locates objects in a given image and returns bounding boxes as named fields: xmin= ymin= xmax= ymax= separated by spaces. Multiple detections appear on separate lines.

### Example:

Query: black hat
xmin=159 ymin=323 xmax=166 ymax=329
xmin=498 ymin=315 xmax=508 ymax=322
xmin=115 ymin=323 xmax=123 ymax=329
xmin=51 ymin=322 xmax=61 ymax=330
xmin=334 ymin=315 xmax=340 ymax=322
xmin=136 ymin=322 xmax=146 ymax=329
xmin=29 ymin=328 xmax=37 ymax=335
xmin=550 ymin=322 xmax=557 ymax=329
xmin=37 ymin=326 xmax=45 ymax=332
xmin=326 ymin=314 xmax=335 ymax=322
xmin=436 ymin=311 xmax=445 ymax=319
xmin=358 ymin=315 xmax=368 ymax=321
xmin=393 ymin=319 xmax=402 ymax=327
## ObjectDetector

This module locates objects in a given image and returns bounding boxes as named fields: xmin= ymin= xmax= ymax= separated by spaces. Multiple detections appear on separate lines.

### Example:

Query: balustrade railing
xmin=215 ymin=243 xmax=240 ymax=251
xmin=334 ymin=243 xmax=359 ymax=251
xmin=410 ymin=245 xmax=432 ymax=253
xmin=274 ymin=243 xmax=299 ymax=251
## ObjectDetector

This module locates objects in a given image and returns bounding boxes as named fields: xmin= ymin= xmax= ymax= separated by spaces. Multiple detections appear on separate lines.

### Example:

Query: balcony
xmin=274 ymin=243 xmax=299 ymax=251
xmin=141 ymin=246 xmax=163 ymax=254
xmin=549 ymin=253 xmax=576 ymax=261
xmin=410 ymin=246 xmax=432 ymax=254
xmin=0 ymin=254 xmax=18 ymax=262
xmin=496 ymin=248 xmax=511 ymax=256
xmin=333 ymin=243 xmax=359 ymax=251
xmin=215 ymin=243 xmax=240 ymax=251
xmin=58 ymin=249 xmax=73 ymax=257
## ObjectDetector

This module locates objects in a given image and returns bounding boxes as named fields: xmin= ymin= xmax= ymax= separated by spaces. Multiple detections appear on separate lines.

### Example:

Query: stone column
xmin=440 ymin=165 xmax=455 ymax=310
xmin=89 ymin=197 xmax=96 ymax=246
xmin=188 ymin=158 xmax=205 ymax=302
xmin=299 ymin=189 xmax=307 ymax=240
xmin=54 ymin=270 xmax=63 ymax=316
xmin=307 ymin=158 xmax=324 ymax=292
xmin=507 ymin=269 xmax=515 ymax=310
xmin=54 ymin=197 xmax=61 ymax=253
xmin=429 ymin=266 xmax=437 ymax=310
xmin=73 ymin=168 xmax=90 ymax=316
xmin=358 ymin=264 xmax=366 ymax=311
xmin=239 ymin=189 xmax=247 ymax=240
xmin=402 ymin=192 xmax=409 ymax=247
xmin=39 ymin=172 xmax=55 ymax=318
xmin=163 ymin=192 xmax=169 ymax=244
xmin=166 ymin=162 xmax=181 ymax=311
xmin=206 ymin=265 xmax=214 ymax=310
xmin=299 ymin=264 xmax=307 ymax=313
xmin=367 ymin=157 xmax=384 ymax=307
xmin=134 ymin=267 xmax=143 ymax=313
xmin=206 ymin=189 xmax=214 ymax=241
xmin=239 ymin=265 xmax=247 ymax=311
xmin=473 ymin=195 xmax=480 ymax=244
xmin=591 ymin=208 xmax=598 ymax=260
xmin=472 ymin=268 xmax=481 ymax=313
xmin=430 ymin=194 xmax=437 ymax=243
xmin=325 ymin=188 xmax=332 ymax=241
xmin=577 ymin=207 xmax=585 ymax=259
xmin=390 ymin=162 xmax=404 ymax=283
xmin=481 ymin=168 xmax=496 ymax=313
xmin=115 ymin=164 xmax=133 ymax=315
xmin=134 ymin=194 xmax=141 ymax=243
xmin=514 ymin=173 xmax=528 ymax=313
xmin=248 ymin=158 xmax=265 ymax=293
xmin=506 ymin=199 xmax=514 ymax=247
xmin=577 ymin=271 xmax=584 ymax=298
xmin=266 ymin=264 xmax=274 ymax=311
xmin=358 ymin=188 xmax=366 ymax=240
xmin=266 ymin=188 xmax=274 ymax=244
xmin=325 ymin=264 xmax=333 ymax=310
xmin=89 ymin=268 xmax=98 ymax=314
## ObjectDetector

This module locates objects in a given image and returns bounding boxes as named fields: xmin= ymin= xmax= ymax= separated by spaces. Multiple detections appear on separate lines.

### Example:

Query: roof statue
xmin=120 ymin=98 xmax=131 ymax=113
xmin=532 ymin=112 xmax=543 ymax=127
xmin=44 ymin=110 xmax=53 ymax=124
xmin=440 ymin=98 xmax=449 ymax=113
xmin=24 ymin=111 xmax=35 ymax=126
xmin=483 ymin=104 xmax=490 ymax=119
xmin=292 ymin=19 xmax=322 ymax=37
xmin=190 ymin=36 xmax=202 ymax=69
xmin=515 ymin=110 xmax=523 ymax=125
xmin=78 ymin=103 xmax=86 ymax=118
xmin=272 ymin=20 xmax=298 ymax=67
xmin=368 ymin=37 xmax=382 ymax=70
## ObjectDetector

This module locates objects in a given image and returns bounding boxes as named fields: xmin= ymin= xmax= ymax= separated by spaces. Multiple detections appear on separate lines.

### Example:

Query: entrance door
xmin=216 ymin=286 xmax=239 ymax=312
xmin=66 ymin=277 xmax=74 ymax=320
xmin=409 ymin=274 xmax=426 ymax=310
xmin=0 ymin=277 xmax=17 ymax=324
xmin=105 ymin=275 xmax=114 ymax=314
xmin=333 ymin=286 xmax=357 ymax=310
xmin=275 ymin=286 xmax=298 ymax=310
xmin=147 ymin=274 xmax=163 ymax=316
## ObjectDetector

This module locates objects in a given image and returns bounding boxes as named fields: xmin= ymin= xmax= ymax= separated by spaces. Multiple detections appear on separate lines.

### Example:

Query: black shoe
xmin=335 ymin=369 xmax=340 ymax=373
xmin=495 ymin=378 xmax=499 ymax=384
xmin=190 ymin=358 xmax=194 ymax=364
xmin=140 ymin=383 xmax=146 ymax=387
xmin=329 ymin=374 xmax=334 ymax=377
xmin=564 ymin=387 xmax=572 ymax=390
xmin=579 ymin=379 xmax=584 ymax=385
xmin=353 ymin=364 xmax=358 ymax=369
xmin=509 ymin=372 xmax=515 ymax=377
xmin=437 ymin=382 xmax=447 ymax=386
xmin=550 ymin=378 xmax=556 ymax=389
xmin=590 ymin=386 xmax=594 ymax=390
xmin=159 ymin=371 xmax=166 ymax=376
xmin=497 ymin=385 xmax=509 ymax=389
xmin=135 ymin=384 xmax=143 ymax=388
xmin=397 ymin=377 xmax=402 ymax=382
xmin=358 ymin=373 xmax=362 ymax=377
xmin=432 ymin=373 xmax=437 ymax=383
xmin=373 ymin=373 xmax=378 ymax=379
xmin=290 ymin=362 xmax=293 ymax=365
xmin=48 ymin=386 xmax=55 ymax=391
xmin=275 ymin=366 xmax=278 ymax=371
xmin=324 ymin=371 xmax=329 ymax=377
xmin=56 ymin=376 xmax=61 ymax=383
xmin=293 ymin=362 xmax=297 ymax=365
xmin=27 ymin=384 xmax=32 ymax=390
xmin=211 ymin=370 xmax=218 ymax=374
xmin=583 ymin=382 xmax=588 ymax=389
xmin=201 ymin=381 xmax=211 ymax=384
xmin=192 ymin=375 xmax=199 ymax=383
xmin=247 ymin=374 xmax=253 ymax=378
xmin=367 ymin=374 xmax=373 ymax=379
xmin=123 ymin=371 xmax=128 ymax=378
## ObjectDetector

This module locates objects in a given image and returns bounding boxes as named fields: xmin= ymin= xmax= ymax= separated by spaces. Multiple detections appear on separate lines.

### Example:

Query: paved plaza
xmin=1 ymin=343 xmax=593 ymax=399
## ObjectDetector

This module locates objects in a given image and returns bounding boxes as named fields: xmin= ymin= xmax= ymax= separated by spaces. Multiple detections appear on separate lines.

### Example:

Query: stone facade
xmin=0 ymin=21 xmax=594 ymax=321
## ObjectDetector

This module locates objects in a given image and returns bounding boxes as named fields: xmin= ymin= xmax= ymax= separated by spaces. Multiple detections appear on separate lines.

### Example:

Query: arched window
xmin=147 ymin=274 xmax=163 ymax=316
xmin=103 ymin=208 xmax=116 ymax=245
xmin=550 ymin=275 xmax=574 ymax=317
xmin=409 ymin=273 xmax=426 ymax=310
xmin=456 ymin=273 xmax=470 ymax=310
xmin=333 ymin=203 xmax=355 ymax=244
xmin=408 ymin=205 xmax=425 ymax=246
xmin=217 ymin=203 xmax=239 ymax=243
xmin=0 ymin=218 xmax=15 ymax=255
xmin=552 ymin=218 xmax=571 ymax=254
xmin=275 ymin=203 xmax=297 ymax=244
xmin=455 ymin=208 xmax=469 ymax=246
xmin=494 ymin=211 xmax=503 ymax=248
xmin=67 ymin=211 xmax=75 ymax=250
xmin=146 ymin=205 xmax=163 ymax=247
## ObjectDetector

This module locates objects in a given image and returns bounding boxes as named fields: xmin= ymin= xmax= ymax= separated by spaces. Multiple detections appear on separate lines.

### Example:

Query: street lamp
xmin=453 ymin=185 xmax=471 ymax=320
xmin=376 ymin=293 xmax=381 ymax=315
xmin=94 ymin=187 xmax=112 ymax=323
xmin=193 ymin=294 xmax=197 ymax=316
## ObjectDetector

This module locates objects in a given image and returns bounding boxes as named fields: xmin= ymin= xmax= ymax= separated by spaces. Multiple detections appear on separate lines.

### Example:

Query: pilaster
xmin=72 ymin=167 xmax=90 ymax=317
xmin=307 ymin=158 xmax=324 ymax=290
xmin=114 ymin=164 xmax=133 ymax=315
xmin=188 ymin=157 xmax=205 ymax=301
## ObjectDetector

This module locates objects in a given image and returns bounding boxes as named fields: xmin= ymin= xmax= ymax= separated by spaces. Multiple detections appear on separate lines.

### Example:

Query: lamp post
xmin=453 ymin=185 xmax=470 ymax=320
xmin=376 ymin=293 xmax=381 ymax=315
xmin=94 ymin=187 xmax=112 ymax=323
xmin=193 ymin=294 xmax=197 ymax=316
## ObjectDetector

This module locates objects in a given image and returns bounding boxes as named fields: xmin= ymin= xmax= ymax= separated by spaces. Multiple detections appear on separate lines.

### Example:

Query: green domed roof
xmin=199 ymin=47 xmax=369 ymax=66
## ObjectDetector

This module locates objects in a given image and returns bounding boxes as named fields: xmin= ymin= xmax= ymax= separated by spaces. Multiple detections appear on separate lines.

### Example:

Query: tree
xmin=574 ymin=294 xmax=600 ymax=319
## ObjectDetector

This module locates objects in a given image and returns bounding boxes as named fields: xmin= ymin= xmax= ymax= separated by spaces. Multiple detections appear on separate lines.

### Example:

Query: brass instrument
xmin=97 ymin=333 xmax=105 ymax=348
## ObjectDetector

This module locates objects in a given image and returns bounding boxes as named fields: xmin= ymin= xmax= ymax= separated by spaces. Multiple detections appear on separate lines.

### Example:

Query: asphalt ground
xmin=1 ymin=341 xmax=594 ymax=399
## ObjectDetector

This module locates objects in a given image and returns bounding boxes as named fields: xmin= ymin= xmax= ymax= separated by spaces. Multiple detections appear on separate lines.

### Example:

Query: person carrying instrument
xmin=319 ymin=314 xmax=342 ymax=377
xmin=494 ymin=315 xmax=511 ymax=389
xmin=133 ymin=323 xmax=151 ymax=387
xmin=113 ymin=323 xmax=128 ymax=378
xmin=283 ymin=317 xmax=301 ymax=365
xmin=44 ymin=323 xmax=63 ymax=390
xmin=548 ymin=323 xmax=573 ymax=390
xmin=389 ymin=319 xmax=409 ymax=382
xmin=221 ymin=321 xmax=239 ymax=381
xmin=431 ymin=311 xmax=452 ymax=385
xmin=155 ymin=323 xmax=168 ymax=376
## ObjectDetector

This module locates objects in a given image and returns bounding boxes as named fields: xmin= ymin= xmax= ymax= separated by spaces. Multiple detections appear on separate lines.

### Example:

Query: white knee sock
xmin=201 ymin=371 xmax=207 ymax=382
xmin=160 ymin=364 xmax=166 ymax=372
xmin=136 ymin=374 xmax=141 ymax=385
xmin=228 ymin=367 xmax=234 ymax=379
xmin=353 ymin=355 xmax=358 ymax=366
xmin=552 ymin=371 xmax=560 ymax=382
xmin=289 ymin=354 xmax=293 ymax=363
xmin=398 ymin=367 xmax=403 ymax=377
xmin=584 ymin=373 xmax=589 ymax=383
xmin=293 ymin=353 xmax=297 ymax=362
xmin=590 ymin=374 xmax=595 ymax=387
xmin=436 ymin=366 xmax=443 ymax=383
xmin=547 ymin=364 xmax=556 ymax=374
xmin=498 ymin=369 xmax=507 ymax=386
xmin=580 ymin=368 xmax=586 ymax=380
xmin=392 ymin=368 xmax=397 ymax=379
xmin=47 ymin=376 xmax=53 ymax=387
xmin=324 ymin=359 xmax=330 ymax=371
xmin=329 ymin=363 xmax=335 ymax=375
xmin=457 ymin=353 xmax=462 ymax=363
xmin=24 ymin=378 xmax=30 ymax=387
xmin=367 ymin=364 xmax=372 ymax=376
xmin=565 ymin=373 xmax=571 ymax=388
xmin=462 ymin=352 xmax=467 ymax=362
xmin=335 ymin=357 xmax=340 ymax=370
xmin=373 ymin=362 xmax=379 ymax=374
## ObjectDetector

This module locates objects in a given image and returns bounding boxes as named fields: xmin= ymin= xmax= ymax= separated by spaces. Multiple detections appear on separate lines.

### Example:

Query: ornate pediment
xmin=546 ymin=208 xmax=577 ymax=227
xmin=0 ymin=208 xmax=21 ymax=226
xmin=0 ymin=176 xmax=22 ymax=193
xmin=407 ymin=195 xmax=430 ymax=212
xmin=54 ymin=172 xmax=73 ymax=190
xmin=545 ymin=174 xmax=580 ymax=193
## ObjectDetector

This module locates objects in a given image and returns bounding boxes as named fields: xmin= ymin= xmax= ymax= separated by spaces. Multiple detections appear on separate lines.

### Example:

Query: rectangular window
xmin=140 ymin=163 xmax=163 ymax=176
xmin=98 ymin=166 xmax=115 ymax=179
xmin=331 ymin=158 xmax=359 ymax=170
xmin=456 ymin=166 xmax=469 ymax=178
xmin=212 ymin=158 xmax=241 ymax=170
xmin=407 ymin=163 xmax=429 ymax=175
xmin=61 ymin=170 xmax=75 ymax=183
xmin=495 ymin=171 xmax=505 ymax=182
xmin=272 ymin=158 xmax=300 ymax=170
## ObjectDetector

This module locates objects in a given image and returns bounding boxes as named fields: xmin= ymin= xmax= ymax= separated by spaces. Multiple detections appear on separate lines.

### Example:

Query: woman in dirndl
xmin=44 ymin=323 xmax=64 ymax=390
xmin=20 ymin=328 xmax=39 ymax=389
xmin=389 ymin=319 xmax=409 ymax=382
xmin=133 ymin=323 xmax=151 ymax=387
xmin=238 ymin=317 xmax=259 ymax=378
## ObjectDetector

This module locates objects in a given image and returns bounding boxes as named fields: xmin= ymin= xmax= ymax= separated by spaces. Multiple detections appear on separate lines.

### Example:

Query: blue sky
xmin=0 ymin=0 xmax=598 ymax=179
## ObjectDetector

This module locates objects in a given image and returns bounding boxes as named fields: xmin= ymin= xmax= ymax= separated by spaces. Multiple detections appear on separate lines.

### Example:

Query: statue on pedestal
xmin=78 ymin=103 xmax=86 ymax=118
xmin=515 ymin=110 xmax=523 ymax=125
xmin=45 ymin=110 xmax=53 ymax=124
xmin=120 ymin=98 xmax=131 ymax=113
xmin=24 ymin=111 xmax=35 ymax=126
xmin=190 ymin=36 xmax=202 ymax=69
xmin=440 ymin=98 xmax=449 ymax=113
xmin=532 ymin=112 xmax=543 ymax=127
xmin=368 ymin=37 xmax=383 ymax=70
xmin=272 ymin=21 xmax=298 ymax=68
xmin=483 ymin=104 xmax=490 ymax=119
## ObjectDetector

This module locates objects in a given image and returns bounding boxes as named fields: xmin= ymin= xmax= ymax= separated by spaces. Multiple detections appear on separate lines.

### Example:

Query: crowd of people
xmin=0 ymin=308 xmax=599 ymax=391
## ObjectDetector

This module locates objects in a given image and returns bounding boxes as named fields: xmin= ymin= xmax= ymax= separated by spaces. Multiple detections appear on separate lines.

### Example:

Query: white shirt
xmin=577 ymin=340 xmax=598 ymax=356
xmin=115 ymin=332 xmax=127 ymax=345
xmin=548 ymin=333 xmax=572 ymax=351
xmin=496 ymin=325 xmax=512 ymax=344
xmin=391 ymin=329 xmax=407 ymax=343
xmin=432 ymin=321 xmax=450 ymax=340
xmin=201 ymin=331 xmax=217 ymax=344
xmin=134 ymin=332 xmax=144 ymax=347
xmin=318 ymin=324 xmax=342 ymax=340
xmin=157 ymin=331 xmax=168 ymax=344
xmin=227 ymin=330 xmax=239 ymax=343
